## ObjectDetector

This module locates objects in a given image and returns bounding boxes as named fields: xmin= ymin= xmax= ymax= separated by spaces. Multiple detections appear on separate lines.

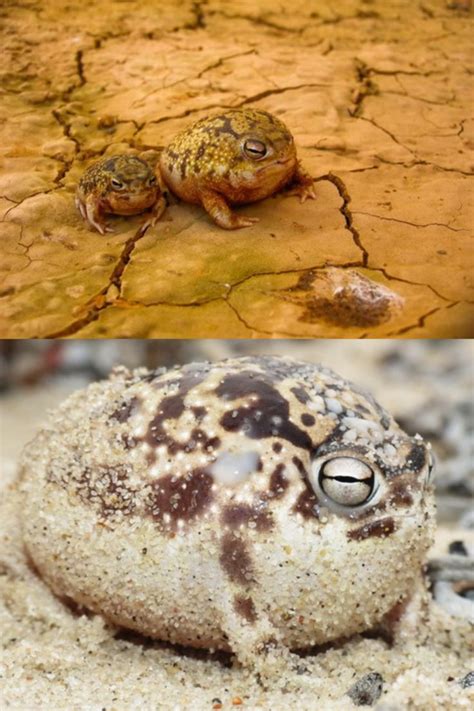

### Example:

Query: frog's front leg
xmin=76 ymin=195 xmax=113 ymax=235
xmin=380 ymin=580 xmax=431 ymax=645
xmin=217 ymin=583 xmax=302 ymax=684
xmin=200 ymin=189 xmax=259 ymax=230
xmin=141 ymin=195 xmax=167 ymax=232
xmin=286 ymin=163 xmax=316 ymax=203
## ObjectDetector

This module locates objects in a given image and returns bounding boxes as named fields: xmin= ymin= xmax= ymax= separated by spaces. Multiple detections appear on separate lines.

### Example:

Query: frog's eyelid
xmin=243 ymin=139 xmax=268 ymax=158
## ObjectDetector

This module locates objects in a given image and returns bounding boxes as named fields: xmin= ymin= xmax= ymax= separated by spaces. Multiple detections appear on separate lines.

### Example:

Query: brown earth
xmin=1 ymin=0 xmax=473 ymax=338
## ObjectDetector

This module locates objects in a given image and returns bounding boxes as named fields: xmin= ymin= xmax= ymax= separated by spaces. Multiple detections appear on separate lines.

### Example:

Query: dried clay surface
xmin=1 ymin=0 xmax=473 ymax=337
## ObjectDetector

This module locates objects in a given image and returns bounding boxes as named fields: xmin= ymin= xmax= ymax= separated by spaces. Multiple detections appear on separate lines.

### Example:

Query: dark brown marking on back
xmin=191 ymin=406 xmax=207 ymax=422
xmin=389 ymin=479 xmax=414 ymax=507
xmin=273 ymin=442 xmax=282 ymax=453
xmin=215 ymin=114 xmax=241 ymax=140
xmin=220 ymin=533 xmax=255 ymax=585
xmin=217 ymin=371 xmax=312 ymax=451
xmin=143 ymin=370 xmax=206 ymax=453
xmin=291 ymin=386 xmax=310 ymax=404
xmin=405 ymin=443 xmax=427 ymax=472
xmin=293 ymin=487 xmax=320 ymax=519
xmin=268 ymin=463 xmax=289 ymax=498
xmin=291 ymin=456 xmax=320 ymax=519
xmin=301 ymin=413 xmax=315 ymax=427
xmin=195 ymin=142 xmax=207 ymax=162
xmin=234 ymin=595 xmax=257 ymax=624
xmin=222 ymin=504 xmax=273 ymax=531
xmin=110 ymin=396 xmax=139 ymax=423
xmin=121 ymin=433 xmax=139 ymax=450
xmin=347 ymin=517 xmax=396 ymax=541
xmin=292 ymin=456 xmax=307 ymax=477
xmin=146 ymin=467 xmax=213 ymax=528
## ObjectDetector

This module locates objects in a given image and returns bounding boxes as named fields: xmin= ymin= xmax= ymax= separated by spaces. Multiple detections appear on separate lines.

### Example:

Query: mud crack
xmin=352 ymin=211 xmax=468 ymax=233
xmin=387 ymin=305 xmax=448 ymax=336
xmin=315 ymin=173 xmax=369 ymax=266
xmin=207 ymin=10 xmax=304 ymax=35
xmin=45 ymin=223 xmax=150 ymax=338
xmin=184 ymin=1 xmax=207 ymax=30
xmin=349 ymin=59 xmax=379 ymax=117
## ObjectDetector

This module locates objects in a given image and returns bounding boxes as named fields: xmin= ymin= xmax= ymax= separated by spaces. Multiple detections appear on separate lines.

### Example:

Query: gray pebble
xmin=459 ymin=671 xmax=474 ymax=689
xmin=347 ymin=672 xmax=384 ymax=706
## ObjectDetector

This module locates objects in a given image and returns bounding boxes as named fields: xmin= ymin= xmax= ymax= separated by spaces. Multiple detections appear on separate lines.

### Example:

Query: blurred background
xmin=0 ymin=339 xmax=472 ymax=527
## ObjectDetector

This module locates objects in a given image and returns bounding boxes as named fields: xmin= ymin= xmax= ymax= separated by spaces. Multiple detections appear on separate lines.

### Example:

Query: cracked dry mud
xmin=1 ymin=0 xmax=473 ymax=338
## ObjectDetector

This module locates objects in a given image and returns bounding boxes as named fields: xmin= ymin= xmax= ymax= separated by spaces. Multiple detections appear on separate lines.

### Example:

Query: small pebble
xmin=347 ymin=672 xmax=384 ymax=707
xmin=458 ymin=671 xmax=474 ymax=688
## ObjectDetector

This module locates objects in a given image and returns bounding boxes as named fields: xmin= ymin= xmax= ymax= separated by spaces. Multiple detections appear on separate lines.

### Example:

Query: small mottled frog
xmin=76 ymin=154 xmax=166 ymax=235
xmin=20 ymin=356 xmax=435 ymax=673
xmin=159 ymin=109 xmax=316 ymax=229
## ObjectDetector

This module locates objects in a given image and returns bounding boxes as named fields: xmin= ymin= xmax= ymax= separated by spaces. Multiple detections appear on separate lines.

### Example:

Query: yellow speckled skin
xmin=76 ymin=154 xmax=166 ymax=235
xmin=159 ymin=109 xmax=316 ymax=229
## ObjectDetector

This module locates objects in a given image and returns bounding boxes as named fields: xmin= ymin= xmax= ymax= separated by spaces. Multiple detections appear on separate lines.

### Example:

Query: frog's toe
xmin=75 ymin=198 xmax=87 ymax=220
xmin=90 ymin=220 xmax=112 ymax=235
xmin=233 ymin=215 xmax=259 ymax=229
xmin=300 ymin=186 xmax=317 ymax=203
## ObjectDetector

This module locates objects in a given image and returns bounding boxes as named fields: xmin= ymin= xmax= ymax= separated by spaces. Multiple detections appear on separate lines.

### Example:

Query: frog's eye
xmin=111 ymin=178 xmax=125 ymax=190
xmin=243 ymin=139 xmax=267 ymax=159
xmin=313 ymin=457 xmax=376 ymax=507
xmin=148 ymin=176 xmax=157 ymax=186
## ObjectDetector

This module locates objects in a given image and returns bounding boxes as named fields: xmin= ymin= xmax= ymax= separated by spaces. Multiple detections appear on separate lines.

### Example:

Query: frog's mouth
xmin=255 ymin=155 xmax=296 ymax=175
xmin=107 ymin=188 xmax=158 ymax=214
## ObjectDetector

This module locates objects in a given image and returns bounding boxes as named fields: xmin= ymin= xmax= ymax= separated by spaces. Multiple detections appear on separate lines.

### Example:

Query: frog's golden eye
xmin=111 ymin=178 xmax=125 ymax=190
xmin=243 ymin=139 xmax=267 ymax=159
xmin=313 ymin=457 xmax=376 ymax=507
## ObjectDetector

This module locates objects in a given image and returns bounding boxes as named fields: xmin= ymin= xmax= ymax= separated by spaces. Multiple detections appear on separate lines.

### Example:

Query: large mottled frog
xmin=20 ymin=356 xmax=434 ymax=670
xmin=159 ymin=109 xmax=316 ymax=229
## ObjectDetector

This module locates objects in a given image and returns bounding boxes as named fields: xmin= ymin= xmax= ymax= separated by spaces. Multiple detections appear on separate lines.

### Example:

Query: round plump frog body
xmin=159 ymin=109 xmax=316 ymax=229
xmin=20 ymin=356 xmax=434 ymax=665
xmin=76 ymin=154 xmax=166 ymax=234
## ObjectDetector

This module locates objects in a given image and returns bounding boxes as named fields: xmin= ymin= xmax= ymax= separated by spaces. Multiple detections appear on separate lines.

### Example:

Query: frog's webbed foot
xmin=200 ymin=189 xmax=259 ymax=230
xmin=76 ymin=196 xmax=113 ymax=235
xmin=286 ymin=163 xmax=316 ymax=203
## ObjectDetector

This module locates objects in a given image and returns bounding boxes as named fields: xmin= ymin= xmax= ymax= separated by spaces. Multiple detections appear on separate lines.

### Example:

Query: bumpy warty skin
xmin=75 ymin=154 xmax=165 ymax=234
xmin=159 ymin=109 xmax=315 ymax=229
xmin=20 ymin=356 xmax=435 ymax=664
